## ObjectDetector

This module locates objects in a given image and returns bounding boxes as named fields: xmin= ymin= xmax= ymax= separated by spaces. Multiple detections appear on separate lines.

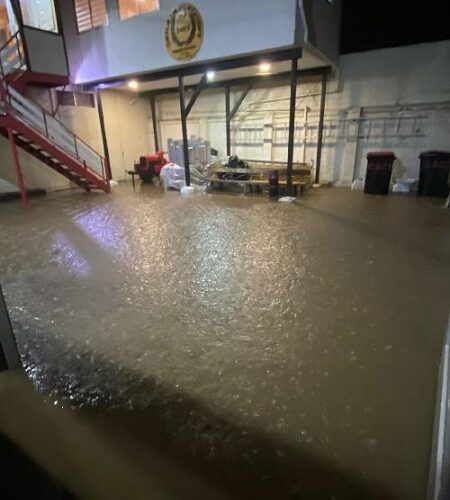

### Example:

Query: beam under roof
xmin=143 ymin=66 xmax=332 ymax=98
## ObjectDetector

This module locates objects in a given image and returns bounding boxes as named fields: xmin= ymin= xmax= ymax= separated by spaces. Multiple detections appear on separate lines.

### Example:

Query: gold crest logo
xmin=165 ymin=3 xmax=204 ymax=61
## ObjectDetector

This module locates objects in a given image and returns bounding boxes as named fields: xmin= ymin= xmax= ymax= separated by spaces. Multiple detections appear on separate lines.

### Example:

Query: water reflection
xmin=1 ymin=186 xmax=449 ymax=500
xmin=51 ymin=231 xmax=93 ymax=277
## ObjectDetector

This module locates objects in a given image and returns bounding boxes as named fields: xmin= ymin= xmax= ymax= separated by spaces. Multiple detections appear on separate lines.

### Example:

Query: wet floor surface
xmin=1 ymin=185 xmax=449 ymax=499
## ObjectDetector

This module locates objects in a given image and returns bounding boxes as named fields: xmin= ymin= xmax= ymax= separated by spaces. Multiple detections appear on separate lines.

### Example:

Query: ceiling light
xmin=259 ymin=62 xmax=271 ymax=73
xmin=206 ymin=71 xmax=215 ymax=81
xmin=127 ymin=79 xmax=138 ymax=90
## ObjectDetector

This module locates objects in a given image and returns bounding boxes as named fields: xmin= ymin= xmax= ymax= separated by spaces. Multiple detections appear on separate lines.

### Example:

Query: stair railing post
xmin=101 ymin=157 xmax=105 ymax=179
xmin=42 ymin=109 xmax=48 ymax=137
xmin=0 ymin=51 xmax=10 ymax=110
xmin=74 ymin=136 xmax=79 ymax=160
xmin=15 ymin=33 xmax=21 ymax=68
xmin=0 ymin=57 xmax=5 ymax=105
xmin=7 ymin=127 xmax=28 ymax=208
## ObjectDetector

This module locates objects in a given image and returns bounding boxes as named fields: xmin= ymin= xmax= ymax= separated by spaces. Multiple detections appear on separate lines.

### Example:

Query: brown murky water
xmin=1 ymin=185 xmax=449 ymax=499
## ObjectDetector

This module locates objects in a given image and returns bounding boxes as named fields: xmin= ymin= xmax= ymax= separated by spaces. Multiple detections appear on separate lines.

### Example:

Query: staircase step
xmin=5 ymin=111 xmax=109 ymax=194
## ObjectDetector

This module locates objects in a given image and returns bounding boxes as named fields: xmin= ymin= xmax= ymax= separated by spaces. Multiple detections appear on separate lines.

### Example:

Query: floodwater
xmin=1 ymin=185 xmax=449 ymax=499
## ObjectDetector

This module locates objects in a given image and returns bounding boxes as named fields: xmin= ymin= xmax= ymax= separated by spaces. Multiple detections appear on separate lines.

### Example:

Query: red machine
xmin=134 ymin=151 xmax=168 ymax=183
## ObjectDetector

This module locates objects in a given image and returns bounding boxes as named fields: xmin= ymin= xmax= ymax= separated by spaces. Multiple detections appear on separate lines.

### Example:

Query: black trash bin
xmin=364 ymin=152 xmax=396 ymax=195
xmin=417 ymin=151 xmax=450 ymax=198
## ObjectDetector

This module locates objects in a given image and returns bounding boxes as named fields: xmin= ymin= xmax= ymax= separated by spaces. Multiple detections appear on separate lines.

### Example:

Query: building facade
xmin=0 ymin=1 xmax=448 ymax=195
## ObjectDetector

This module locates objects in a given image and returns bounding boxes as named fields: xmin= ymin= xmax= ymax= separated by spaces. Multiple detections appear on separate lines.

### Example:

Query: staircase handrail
xmin=0 ymin=35 xmax=108 ymax=182
xmin=0 ymin=30 xmax=26 ymax=75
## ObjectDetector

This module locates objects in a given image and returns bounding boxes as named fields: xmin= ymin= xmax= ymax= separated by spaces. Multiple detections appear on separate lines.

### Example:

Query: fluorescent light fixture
xmin=127 ymin=79 xmax=138 ymax=89
xmin=206 ymin=71 xmax=215 ymax=81
xmin=259 ymin=62 xmax=271 ymax=73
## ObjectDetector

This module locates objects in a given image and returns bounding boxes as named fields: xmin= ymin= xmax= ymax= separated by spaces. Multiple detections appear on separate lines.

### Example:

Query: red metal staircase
xmin=0 ymin=32 xmax=110 ymax=207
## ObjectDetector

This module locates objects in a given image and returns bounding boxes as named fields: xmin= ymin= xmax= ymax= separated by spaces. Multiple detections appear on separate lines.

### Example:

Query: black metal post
xmin=287 ymin=57 xmax=298 ymax=196
xmin=150 ymin=93 xmax=160 ymax=152
xmin=0 ymin=286 xmax=21 ymax=371
xmin=315 ymin=70 xmax=327 ymax=185
xmin=225 ymin=85 xmax=231 ymax=156
xmin=178 ymin=75 xmax=190 ymax=186
xmin=185 ymin=73 xmax=207 ymax=117
xmin=10 ymin=0 xmax=23 ymax=25
xmin=229 ymin=84 xmax=252 ymax=121
xmin=96 ymin=89 xmax=112 ymax=180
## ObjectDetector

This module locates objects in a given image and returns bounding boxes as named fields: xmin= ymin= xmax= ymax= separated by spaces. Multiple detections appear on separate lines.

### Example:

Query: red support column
xmin=7 ymin=127 xmax=28 ymax=208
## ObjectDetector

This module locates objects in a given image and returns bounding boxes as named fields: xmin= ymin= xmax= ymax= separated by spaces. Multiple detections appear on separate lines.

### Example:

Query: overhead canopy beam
xmin=142 ymin=66 xmax=331 ymax=98
xmin=84 ymin=48 xmax=316 ymax=90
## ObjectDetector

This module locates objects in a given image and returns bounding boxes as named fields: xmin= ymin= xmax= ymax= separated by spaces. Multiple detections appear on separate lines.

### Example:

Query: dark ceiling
xmin=340 ymin=0 xmax=450 ymax=54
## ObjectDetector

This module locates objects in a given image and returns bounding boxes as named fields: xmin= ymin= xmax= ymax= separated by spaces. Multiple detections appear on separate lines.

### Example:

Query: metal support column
xmin=96 ymin=89 xmax=112 ymax=180
xmin=0 ymin=285 xmax=21 ymax=371
xmin=315 ymin=70 xmax=327 ymax=185
xmin=225 ymin=83 xmax=251 ymax=157
xmin=178 ymin=75 xmax=190 ymax=186
xmin=150 ymin=93 xmax=160 ymax=152
xmin=184 ymin=74 xmax=207 ymax=117
xmin=225 ymin=85 xmax=231 ymax=156
xmin=7 ymin=127 xmax=28 ymax=208
xmin=286 ymin=57 xmax=298 ymax=196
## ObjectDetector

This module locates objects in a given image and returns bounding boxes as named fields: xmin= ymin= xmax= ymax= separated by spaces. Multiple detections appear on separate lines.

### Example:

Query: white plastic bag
xmin=160 ymin=163 xmax=186 ymax=190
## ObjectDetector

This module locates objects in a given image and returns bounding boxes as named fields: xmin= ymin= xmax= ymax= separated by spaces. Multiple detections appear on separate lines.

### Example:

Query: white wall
xmin=155 ymin=40 xmax=450 ymax=184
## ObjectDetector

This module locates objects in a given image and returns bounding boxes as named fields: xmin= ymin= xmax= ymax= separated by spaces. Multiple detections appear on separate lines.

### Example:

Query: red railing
xmin=0 ymin=31 xmax=109 ymax=186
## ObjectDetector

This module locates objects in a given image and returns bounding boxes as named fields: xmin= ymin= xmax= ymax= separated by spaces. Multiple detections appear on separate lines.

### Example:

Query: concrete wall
xmin=58 ymin=0 xmax=299 ymax=84
xmin=154 ymin=40 xmax=450 ymax=184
